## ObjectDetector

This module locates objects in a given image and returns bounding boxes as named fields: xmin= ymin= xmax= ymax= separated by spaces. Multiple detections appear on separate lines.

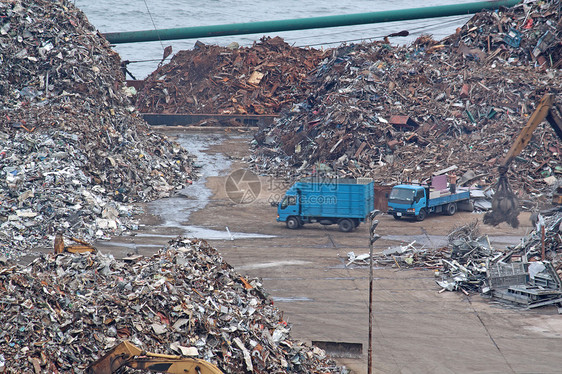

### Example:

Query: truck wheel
xmin=446 ymin=203 xmax=457 ymax=216
xmin=338 ymin=219 xmax=354 ymax=232
xmin=416 ymin=209 xmax=427 ymax=221
xmin=393 ymin=214 xmax=401 ymax=220
xmin=286 ymin=216 xmax=301 ymax=230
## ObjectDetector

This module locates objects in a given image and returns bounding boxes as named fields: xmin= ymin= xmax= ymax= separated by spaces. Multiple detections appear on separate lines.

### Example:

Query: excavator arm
xmin=484 ymin=93 xmax=562 ymax=228
xmin=499 ymin=93 xmax=562 ymax=172
xmin=86 ymin=340 xmax=223 ymax=374
xmin=499 ymin=93 xmax=556 ymax=173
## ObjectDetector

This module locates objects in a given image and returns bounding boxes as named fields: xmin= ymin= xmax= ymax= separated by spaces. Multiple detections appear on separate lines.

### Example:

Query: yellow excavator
xmin=86 ymin=340 xmax=223 ymax=374
xmin=484 ymin=93 xmax=562 ymax=228
xmin=54 ymin=233 xmax=97 ymax=254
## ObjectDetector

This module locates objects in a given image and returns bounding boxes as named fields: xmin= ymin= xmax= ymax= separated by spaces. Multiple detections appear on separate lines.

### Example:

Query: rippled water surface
xmin=76 ymin=0 xmax=478 ymax=78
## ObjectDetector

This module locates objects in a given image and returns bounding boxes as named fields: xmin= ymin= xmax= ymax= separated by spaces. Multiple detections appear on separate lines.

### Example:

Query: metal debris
xmin=436 ymin=214 xmax=562 ymax=309
xmin=348 ymin=214 xmax=562 ymax=310
xmin=346 ymin=241 xmax=449 ymax=269
xmin=0 ymin=0 xmax=195 ymax=257
xmin=246 ymin=2 xmax=561 ymax=206
xmin=135 ymin=36 xmax=328 ymax=121
xmin=484 ymin=261 xmax=562 ymax=308
xmin=0 ymin=237 xmax=346 ymax=373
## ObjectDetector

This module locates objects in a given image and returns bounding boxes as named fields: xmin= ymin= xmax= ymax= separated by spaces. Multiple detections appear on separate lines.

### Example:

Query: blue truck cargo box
xmin=277 ymin=177 xmax=374 ymax=231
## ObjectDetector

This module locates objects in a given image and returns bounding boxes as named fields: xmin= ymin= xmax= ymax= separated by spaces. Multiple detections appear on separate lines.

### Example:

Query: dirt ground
xmin=95 ymin=129 xmax=562 ymax=374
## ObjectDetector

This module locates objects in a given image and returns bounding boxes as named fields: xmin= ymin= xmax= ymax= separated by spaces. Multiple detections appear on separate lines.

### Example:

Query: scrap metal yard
xmin=1 ymin=0 xmax=562 ymax=373
xmin=95 ymin=132 xmax=562 ymax=374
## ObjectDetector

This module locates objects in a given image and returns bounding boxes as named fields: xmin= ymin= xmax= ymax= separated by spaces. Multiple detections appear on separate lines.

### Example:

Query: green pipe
xmin=103 ymin=1 xmax=520 ymax=44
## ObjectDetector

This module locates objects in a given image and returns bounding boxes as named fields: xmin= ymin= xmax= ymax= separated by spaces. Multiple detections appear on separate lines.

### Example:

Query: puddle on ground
xmin=146 ymin=132 xmax=276 ymax=241
xmin=237 ymin=260 xmax=312 ymax=271
xmin=182 ymin=226 xmax=275 ymax=240
xmin=148 ymin=133 xmax=229 ymax=226
xmin=272 ymin=296 xmax=314 ymax=302
xmin=135 ymin=233 xmax=179 ymax=238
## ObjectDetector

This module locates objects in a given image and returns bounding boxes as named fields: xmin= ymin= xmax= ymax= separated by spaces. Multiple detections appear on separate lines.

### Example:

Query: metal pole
xmin=368 ymin=215 xmax=374 ymax=374
xmin=103 ymin=1 xmax=521 ymax=44
xmin=367 ymin=210 xmax=381 ymax=374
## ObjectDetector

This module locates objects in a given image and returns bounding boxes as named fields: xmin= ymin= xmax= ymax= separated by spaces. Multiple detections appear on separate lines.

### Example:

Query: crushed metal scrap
xmin=437 ymin=210 xmax=562 ymax=304
xmin=0 ymin=237 xmax=346 ymax=373
xmin=347 ymin=213 xmax=562 ymax=309
xmin=248 ymin=1 xmax=561 ymax=206
xmin=0 ymin=0 xmax=195 ymax=257
xmin=135 ymin=37 xmax=329 ymax=122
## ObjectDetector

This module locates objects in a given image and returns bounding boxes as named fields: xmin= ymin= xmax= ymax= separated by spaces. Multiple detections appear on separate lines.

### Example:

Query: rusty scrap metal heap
xmin=361 ymin=213 xmax=562 ymax=308
xmin=348 ymin=214 xmax=562 ymax=308
xmin=508 ymin=210 xmax=562 ymax=264
xmin=135 ymin=36 xmax=329 ymax=118
xmin=0 ymin=0 xmax=194 ymax=256
xmin=0 ymin=238 xmax=345 ymax=373
xmin=248 ymin=2 xmax=562 ymax=205
xmin=437 ymin=211 xmax=562 ymax=307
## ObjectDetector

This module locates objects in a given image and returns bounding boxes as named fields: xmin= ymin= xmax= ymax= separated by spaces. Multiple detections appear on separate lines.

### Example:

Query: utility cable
xmin=289 ymin=15 xmax=469 ymax=44
xmin=143 ymin=0 xmax=165 ymax=51
xmin=296 ymin=15 xmax=470 ymax=48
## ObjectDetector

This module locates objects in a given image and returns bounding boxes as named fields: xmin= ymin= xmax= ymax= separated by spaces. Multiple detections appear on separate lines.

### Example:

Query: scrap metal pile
xmin=135 ymin=36 xmax=329 ymax=118
xmin=0 ymin=237 xmax=345 ymax=373
xmin=248 ymin=1 xmax=562 ymax=204
xmin=0 ymin=0 xmax=194 ymax=256
xmin=347 ymin=213 xmax=562 ymax=309
xmin=437 ymin=211 xmax=562 ymax=308
xmin=346 ymin=242 xmax=451 ymax=269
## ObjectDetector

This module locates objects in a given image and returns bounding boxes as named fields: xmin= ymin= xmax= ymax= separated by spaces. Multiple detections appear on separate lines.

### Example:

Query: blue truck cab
xmin=387 ymin=184 xmax=470 ymax=221
xmin=277 ymin=177 xmax=374 ymax=232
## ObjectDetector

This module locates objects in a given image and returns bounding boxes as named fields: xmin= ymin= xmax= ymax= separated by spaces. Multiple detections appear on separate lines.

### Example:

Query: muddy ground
xmin=92 ymin=128 xmax=561 ymax=374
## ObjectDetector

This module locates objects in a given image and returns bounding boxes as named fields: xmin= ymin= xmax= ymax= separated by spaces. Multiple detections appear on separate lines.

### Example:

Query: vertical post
xmin=368 ymin=214 xmax=374 ymax=374
xmin=367 ymin=210 xmax=381 ymax=374
xmin=541 ymin=225 xmax=546 ymax=261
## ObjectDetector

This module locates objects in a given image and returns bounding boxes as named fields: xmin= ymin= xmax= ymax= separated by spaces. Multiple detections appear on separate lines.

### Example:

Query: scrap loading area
xmin=3 ymin=0 xmax=562 ymax=373
xmin=95 ymin=131 xmax=562 ymax=374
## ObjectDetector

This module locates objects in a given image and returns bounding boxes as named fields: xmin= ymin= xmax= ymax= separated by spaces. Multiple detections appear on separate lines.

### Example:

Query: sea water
xmin=75 ymin=0 xmax=479 ymax=78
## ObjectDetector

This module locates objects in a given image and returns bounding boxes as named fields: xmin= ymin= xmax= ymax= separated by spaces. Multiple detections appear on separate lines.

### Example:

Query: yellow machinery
xmin=54 ymin=233 xmax=97 ymax=254
xmin=484 ymin=93 xmax=562 ymax=228
xmin=86 ymin=340 xmax=223 ymax=374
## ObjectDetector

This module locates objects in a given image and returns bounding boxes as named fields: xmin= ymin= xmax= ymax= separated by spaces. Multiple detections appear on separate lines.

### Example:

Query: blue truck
xmin=387 ymin=184 xmax=470 ymax=221
xmin=277 ymin=177 xmax=374 ymax=232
